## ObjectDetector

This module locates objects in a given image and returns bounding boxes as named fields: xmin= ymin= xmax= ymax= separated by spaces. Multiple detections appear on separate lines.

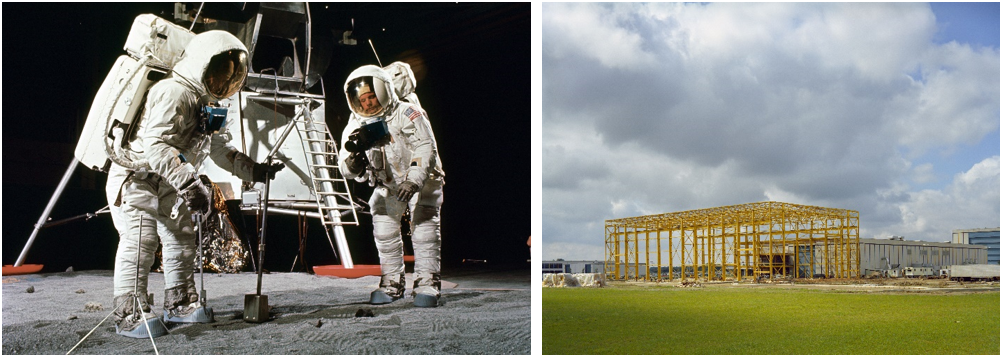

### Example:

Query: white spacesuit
xmin=107 ymin=30 xmax=283 ymax=337
xmin=338 ymin=65 xmax=445 ymax=307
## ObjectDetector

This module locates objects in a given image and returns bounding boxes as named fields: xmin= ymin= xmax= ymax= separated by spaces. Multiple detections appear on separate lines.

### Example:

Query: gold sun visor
xmin=204 ymin=50 xmax=248 ymax=100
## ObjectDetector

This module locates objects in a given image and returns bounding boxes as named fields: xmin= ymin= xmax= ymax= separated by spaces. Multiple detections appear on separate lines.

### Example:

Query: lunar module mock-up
xmin=8 ymin=3 xmax=407 ymax=278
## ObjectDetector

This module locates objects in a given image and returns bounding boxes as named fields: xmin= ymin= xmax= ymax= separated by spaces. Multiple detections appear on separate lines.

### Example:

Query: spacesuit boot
xmin=163 ymin=285 xmax=213 ymax=323
xmin=411 ymin=273 xmax=442 ymax=307
xmin=113 ymin=292 xmax=168 ymax=338
xmin=369 ymin=273 xmax=406 ymax=304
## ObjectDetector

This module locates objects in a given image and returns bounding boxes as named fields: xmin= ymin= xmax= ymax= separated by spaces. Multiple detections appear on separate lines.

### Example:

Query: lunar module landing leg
xmin=3 ymin=159 xmax=80 ymax=275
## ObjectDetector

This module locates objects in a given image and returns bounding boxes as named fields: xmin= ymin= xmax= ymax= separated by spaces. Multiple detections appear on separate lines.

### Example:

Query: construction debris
xmin=542 ymin=273 xmax=605 ymax=288
xmin=677 ymin=280 xmax=703 ymax=288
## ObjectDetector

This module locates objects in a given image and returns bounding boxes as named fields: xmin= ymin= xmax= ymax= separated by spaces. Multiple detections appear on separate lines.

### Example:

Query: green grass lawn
xmin=543 ymin=285 xmax=999 ymax=355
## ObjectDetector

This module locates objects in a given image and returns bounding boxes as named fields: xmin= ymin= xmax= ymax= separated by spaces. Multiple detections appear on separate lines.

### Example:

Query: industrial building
xmin=859 ymin=237 xmax=987 ymax=275
xmin=953 ymin=228 xmax=1000 ymax=264
xmin=543 ymin=260 xmax=604 ymax=275
xmin=604 ymin=202 xmax=860 ymax=281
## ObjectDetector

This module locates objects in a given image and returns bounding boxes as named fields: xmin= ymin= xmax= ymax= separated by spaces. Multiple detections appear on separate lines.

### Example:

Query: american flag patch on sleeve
xmin=405 ymin=106 xmax=422 ymax=121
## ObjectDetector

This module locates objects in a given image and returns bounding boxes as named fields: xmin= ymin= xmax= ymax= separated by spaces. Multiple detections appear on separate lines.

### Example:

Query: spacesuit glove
xmin=179 ymin=180 xmax=212 ymax=214
xmin=252 ymin=162 xmax=285 ymax=182
xmin=396 ymin=181 xmax=421 ymax=202
xmin=346 ymin=151 xmax=369 ymax=175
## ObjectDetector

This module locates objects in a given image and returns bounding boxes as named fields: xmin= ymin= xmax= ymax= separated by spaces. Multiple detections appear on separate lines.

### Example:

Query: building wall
xmin=543 ymin=262 xmax=564 ymax=275
xmin=542 ymin=261 xmax=605 ymax=275
xmin=953 ymin=228 xmax=1000 ymax=265
xmin=859 ymin=238 xmax=987 ymax=275
xmin=970 ymin=234 xmax=999 ymax=265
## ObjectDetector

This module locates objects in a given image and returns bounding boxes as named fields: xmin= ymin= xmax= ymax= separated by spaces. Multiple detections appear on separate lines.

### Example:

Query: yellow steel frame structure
xmin=604 ymin=201 xmax=859 ymax=281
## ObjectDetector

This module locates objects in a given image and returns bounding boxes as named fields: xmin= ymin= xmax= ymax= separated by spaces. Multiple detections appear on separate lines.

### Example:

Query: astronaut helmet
xmin=204 ymin=50 xmax=248 ymax=100
xmin=344 ymin=65 xmax=396 ymax=118
xmin=173 ymin=30 xmax=249 ymax=101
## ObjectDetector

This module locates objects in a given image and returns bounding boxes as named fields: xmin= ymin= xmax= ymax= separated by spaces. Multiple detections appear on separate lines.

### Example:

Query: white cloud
xmin=542 ymin=3 xmax=999 ymax=260
xmin=911 ymin=163 xmax=937 ymax=184
xmin=957 ymin=156 xmax=1000 ymax=186
xmin=893 ymin=42 xmax=1000 ymax=155
xmin=542 ymin=3 xmax=657 ymax=70
xmin=874 ymin=156 xmax=1000 ymax=239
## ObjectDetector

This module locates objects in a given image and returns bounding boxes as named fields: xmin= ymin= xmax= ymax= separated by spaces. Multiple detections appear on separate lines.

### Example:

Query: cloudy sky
xmin=542 ymin=2 xmax=1000 ymax=260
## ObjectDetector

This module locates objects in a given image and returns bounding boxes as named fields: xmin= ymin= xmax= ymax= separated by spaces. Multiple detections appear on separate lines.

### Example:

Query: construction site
xmin=550 ymin=201 xmax=998 ymax=355
xmin=603 ymin=201 xmax=995 ymax=283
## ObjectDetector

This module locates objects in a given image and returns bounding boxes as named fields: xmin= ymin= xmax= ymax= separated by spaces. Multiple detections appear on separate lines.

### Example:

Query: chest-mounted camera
xmin=344 ymin=118 xmax=390 ymax=152
xmin=200 ymin=105 xmax=228 ymax=134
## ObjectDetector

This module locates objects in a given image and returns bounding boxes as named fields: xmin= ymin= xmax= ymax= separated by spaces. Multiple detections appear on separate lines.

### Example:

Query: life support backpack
xmin=74 ymin=14 xmax=195 ymax=172
xmin=382 ymin=61 xmax=423 ymax=108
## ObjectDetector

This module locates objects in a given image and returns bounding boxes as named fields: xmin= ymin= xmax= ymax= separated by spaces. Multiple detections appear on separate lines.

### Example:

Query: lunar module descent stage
xmin=8 ymin=3 xmax=380 ymax=277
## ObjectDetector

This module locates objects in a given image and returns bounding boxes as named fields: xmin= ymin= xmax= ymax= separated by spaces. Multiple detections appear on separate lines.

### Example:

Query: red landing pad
xmin=2 ymin=264 xmax=44 ymax=275
xmin=313 ymin=264 xmax=382 ymax=278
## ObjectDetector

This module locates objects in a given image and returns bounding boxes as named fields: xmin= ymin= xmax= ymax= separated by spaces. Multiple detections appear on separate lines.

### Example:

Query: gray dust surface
xmin=2 ymin=265 xmax=530 ymax=355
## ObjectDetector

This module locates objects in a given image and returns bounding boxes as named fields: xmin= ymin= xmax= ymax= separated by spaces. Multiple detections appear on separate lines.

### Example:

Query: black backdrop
xmin=2 ymin=3 xmax=530 ymax=273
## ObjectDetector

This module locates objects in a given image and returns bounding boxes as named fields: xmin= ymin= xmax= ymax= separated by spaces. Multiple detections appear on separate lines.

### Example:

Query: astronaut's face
xmin=359 ymin=91 xmax=382 ymax=114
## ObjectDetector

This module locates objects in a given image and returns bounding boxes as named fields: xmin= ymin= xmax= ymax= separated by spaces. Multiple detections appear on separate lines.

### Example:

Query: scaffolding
xmin=604 ymin=201 xmax=859 ymax=282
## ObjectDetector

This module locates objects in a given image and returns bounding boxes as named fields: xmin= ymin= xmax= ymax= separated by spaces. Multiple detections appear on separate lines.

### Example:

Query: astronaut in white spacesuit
xmin=338 ymin=65 xmax=446 ymax=307
xmin=107 ymin=30 xmax=283 ymax=337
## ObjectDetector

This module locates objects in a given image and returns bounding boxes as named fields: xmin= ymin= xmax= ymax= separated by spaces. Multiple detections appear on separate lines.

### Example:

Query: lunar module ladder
xmin=294 ymin=109 xmax=360 ymax=268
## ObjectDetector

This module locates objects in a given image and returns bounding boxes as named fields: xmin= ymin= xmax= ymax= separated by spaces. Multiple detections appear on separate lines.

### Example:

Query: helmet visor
xmin=204 ymin=50 xmax=248 ymax=99
xmin=346 ymin=76 xmax=385 ymax=117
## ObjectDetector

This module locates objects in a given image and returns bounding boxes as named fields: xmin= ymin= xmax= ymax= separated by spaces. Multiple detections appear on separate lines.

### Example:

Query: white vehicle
xmin=903 ymin=266 xmax=934 ymax=278
xmin=885 ymin=268 xmax=902 ymax=278
xmin=946 ymin=265 xmax=1001 ymax=281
